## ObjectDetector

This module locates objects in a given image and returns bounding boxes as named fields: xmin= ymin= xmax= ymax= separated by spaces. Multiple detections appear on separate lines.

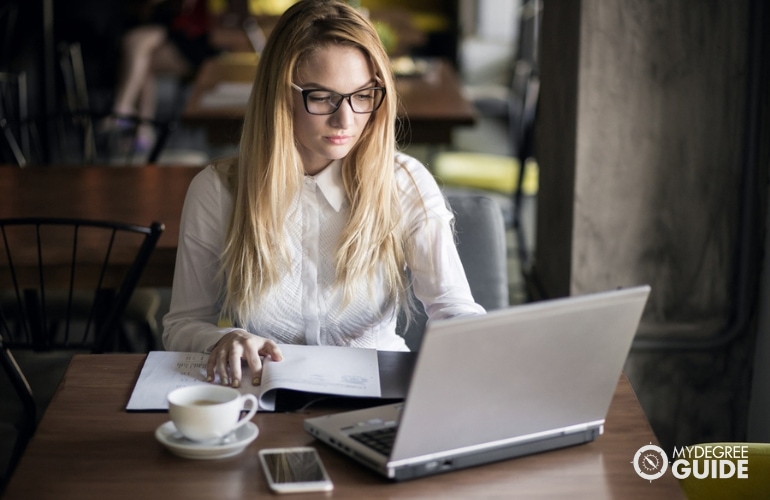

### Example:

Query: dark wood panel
xmin=0 ymin=165 xmax=201 ymax=286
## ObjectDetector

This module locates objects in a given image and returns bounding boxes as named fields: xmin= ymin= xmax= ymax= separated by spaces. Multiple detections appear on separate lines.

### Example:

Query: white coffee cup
xmin=167 ymin=385 xmax=258 ymax=442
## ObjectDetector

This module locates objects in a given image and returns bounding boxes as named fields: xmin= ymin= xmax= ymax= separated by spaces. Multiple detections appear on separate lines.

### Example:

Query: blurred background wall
xmin=537 ymin=0 xmax=769 ymax=452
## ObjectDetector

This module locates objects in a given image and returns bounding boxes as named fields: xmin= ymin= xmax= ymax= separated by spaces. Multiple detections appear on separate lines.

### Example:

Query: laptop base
xmin=387 ymin=426 xmax=601 ymax=481
xmin=306 ymin=418 xmax=602 ymax=481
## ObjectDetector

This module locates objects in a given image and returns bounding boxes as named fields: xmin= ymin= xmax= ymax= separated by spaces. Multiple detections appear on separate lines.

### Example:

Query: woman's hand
xmin=206 ymin=330 xmax=283 ymax=387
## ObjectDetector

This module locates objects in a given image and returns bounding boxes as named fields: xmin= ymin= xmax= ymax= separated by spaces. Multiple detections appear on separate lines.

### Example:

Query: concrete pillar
xmin=537 ymin=0 xmax=763 ymax=450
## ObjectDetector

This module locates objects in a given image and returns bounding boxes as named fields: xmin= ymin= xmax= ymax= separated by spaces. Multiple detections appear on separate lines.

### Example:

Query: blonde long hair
xmin=220 ymin=0 xmax=408 ymax=324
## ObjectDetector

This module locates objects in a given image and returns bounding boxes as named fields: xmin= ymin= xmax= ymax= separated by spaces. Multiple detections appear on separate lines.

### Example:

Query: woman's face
xmin=293 ymin=44 xmax=377 ymax=175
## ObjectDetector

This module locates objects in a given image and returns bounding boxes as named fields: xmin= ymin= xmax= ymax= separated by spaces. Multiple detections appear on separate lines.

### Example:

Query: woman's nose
xmin=329 ymin=98 xmax=355 ymax=128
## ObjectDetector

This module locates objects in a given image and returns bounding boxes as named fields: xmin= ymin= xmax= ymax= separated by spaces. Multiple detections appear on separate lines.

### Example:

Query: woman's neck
xmin=304 ymin=160 xmax=333 ymax=177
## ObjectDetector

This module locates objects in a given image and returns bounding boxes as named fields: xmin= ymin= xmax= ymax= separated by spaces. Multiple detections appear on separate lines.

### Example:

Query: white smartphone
xmin=259 ymin=447 xmax=334 ymax=494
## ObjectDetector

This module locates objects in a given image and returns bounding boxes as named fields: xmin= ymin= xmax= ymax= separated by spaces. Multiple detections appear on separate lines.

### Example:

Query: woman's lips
xmin=326 ymin=135 xmax=351 ymax=145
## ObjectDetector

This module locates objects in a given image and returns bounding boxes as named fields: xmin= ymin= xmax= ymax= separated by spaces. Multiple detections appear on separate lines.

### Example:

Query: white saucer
xmin=155 ymin=421 xmax=259 ymax=460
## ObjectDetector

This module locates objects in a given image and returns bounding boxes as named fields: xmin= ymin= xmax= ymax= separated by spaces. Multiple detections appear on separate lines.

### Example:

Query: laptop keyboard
xmin=349 ymin=426 xmax=398 ymax=456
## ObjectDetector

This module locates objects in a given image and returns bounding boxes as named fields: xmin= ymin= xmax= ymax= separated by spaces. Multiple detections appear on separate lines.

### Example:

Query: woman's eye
xmin=309 ymin=94 xmax=332 ymax=103
xmin=353 ymin=93 xmax=374 ymax=101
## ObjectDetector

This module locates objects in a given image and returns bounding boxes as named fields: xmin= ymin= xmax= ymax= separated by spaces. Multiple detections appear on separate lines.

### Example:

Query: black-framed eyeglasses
xmin=291 ymin=83 xmax=386 ymax=115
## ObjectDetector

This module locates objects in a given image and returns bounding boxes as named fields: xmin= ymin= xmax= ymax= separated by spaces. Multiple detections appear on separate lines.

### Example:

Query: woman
xmin=162 ymin=0 xmax=484 ymax=387
xmin=109 ymin=0 xmax=218 ymax=149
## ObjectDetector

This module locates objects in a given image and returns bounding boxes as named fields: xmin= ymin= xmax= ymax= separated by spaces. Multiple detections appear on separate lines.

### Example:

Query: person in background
xmin=162 ymin=0 xmax=485 ymax=387
xmin=109 ymin=0 xmax=218 ymax=149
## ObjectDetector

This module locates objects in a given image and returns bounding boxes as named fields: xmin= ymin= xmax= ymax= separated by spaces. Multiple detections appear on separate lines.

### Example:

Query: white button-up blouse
xmin=162 ymin=152 xmax=485 ymax=352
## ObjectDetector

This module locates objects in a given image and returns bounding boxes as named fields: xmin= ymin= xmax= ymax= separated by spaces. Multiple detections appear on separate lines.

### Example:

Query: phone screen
xmin=259 ymin=447 xmax=333 ymax=492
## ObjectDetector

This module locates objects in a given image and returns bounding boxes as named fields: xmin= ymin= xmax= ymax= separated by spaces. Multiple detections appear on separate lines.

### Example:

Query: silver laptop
xmin=304 ymin=286 xmax=650 ymax=481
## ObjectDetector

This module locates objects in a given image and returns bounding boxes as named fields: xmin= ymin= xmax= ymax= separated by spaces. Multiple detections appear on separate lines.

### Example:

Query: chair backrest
xmin=509 ymin=60 xmax=540 ymax=162
xmin=0 ymin=71 xmax=31 ymax=166
xmin=399 ymin=194 xmax=509 ymax=350
xmin=0 ymin=217 xmax=163 ymax=487
xmin=509 ymin=0 xmax=541 ymax=205
xmin=0 ymin=217 xmax=164 ymax=353
xmin=0 ymin=335 xmax=36 ymax=483
xmin=50 ymin=110 xmax=176 ymax=165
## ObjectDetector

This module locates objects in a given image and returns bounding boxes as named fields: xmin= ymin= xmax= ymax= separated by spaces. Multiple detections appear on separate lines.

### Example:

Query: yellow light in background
xmin=207 ymin=0 xmax=228 ymax=15
xmin=247 ymin=0 xmax=298 ymax=15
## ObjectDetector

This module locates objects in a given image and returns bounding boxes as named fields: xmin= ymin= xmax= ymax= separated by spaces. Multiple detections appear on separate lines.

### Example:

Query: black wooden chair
xmin=42 ymin=110 xmax=176 ymax=166
xmin=0 ymin=71 xmax=32 ymax=167
xmin=44 ymin=42 xmax=175 ymax=166
xmin=0 ymin=217 xmax=164 ymax=485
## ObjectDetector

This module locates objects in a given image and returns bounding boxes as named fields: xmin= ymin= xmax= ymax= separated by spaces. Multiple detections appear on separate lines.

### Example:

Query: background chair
xmin=49 ymin=42 xmax=176 ymax=165
xmin=399 ymin=193 xmax=509 ymax=351
xmin=45 ymin=110 xmax=176 ymax=166
xmin=0 ymin=336 xmax=34 ymax=491
xmin=0 ymin=71 xmax=32 ymax=166
xmin=433 ymin=0 xmax=543 ymax=301
xmin=0 ymin=43 xmax=175 ymax=167
xmin=434 ymin=60 xmax=540 ymax=292
xmin=2 ymin=65 xmax=173 ymax=167
xmin=0 ymin=217 xmax=163 ymax=485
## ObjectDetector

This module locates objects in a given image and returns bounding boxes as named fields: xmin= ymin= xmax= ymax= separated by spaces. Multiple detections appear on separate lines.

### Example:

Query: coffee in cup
xmin=167 ymin=385 xmax=258 ymax=442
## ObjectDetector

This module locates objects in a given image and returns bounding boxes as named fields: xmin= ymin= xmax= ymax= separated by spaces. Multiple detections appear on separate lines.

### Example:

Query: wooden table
xmin=0 ymin=165 xmax=202 ymax=287
xmin=2 ymin=354 xmax=684 ymax=499
xmin=183 ymin=55 xmax=477 ymax=145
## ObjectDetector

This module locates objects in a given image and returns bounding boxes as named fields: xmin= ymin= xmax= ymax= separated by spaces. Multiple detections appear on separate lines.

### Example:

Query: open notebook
xmin=126 ymin=345 xmax=415 ymax=412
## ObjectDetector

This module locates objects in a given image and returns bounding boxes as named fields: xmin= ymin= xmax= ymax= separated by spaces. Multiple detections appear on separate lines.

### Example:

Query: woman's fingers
xmin=245 ymin=352 xmax=264 ymax=386
xmin=245 ymin=340 xmax=283 ymax=385
xmin=228 ymin=342 xmax=244 ymax=387
xmin=205 ymin=346 xmax=232 ymax=386
xmin=262 ymin=340 xmax=284 ymax=362
xmin=206 ymin=331 xmax=283 ymax=387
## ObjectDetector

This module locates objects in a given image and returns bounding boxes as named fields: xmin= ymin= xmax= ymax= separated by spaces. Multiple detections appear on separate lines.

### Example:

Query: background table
xmin=183 ymin=55 xmax=476 ymax=145
xmin=0 ymin=165 xmax=201 ymax=287
xmin=2 ymin=354 xmax=684 ymax=499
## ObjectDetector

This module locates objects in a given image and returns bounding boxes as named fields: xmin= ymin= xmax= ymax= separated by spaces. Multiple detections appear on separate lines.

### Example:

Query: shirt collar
xmin=310 ymin=159 xmax=345 ymax=212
